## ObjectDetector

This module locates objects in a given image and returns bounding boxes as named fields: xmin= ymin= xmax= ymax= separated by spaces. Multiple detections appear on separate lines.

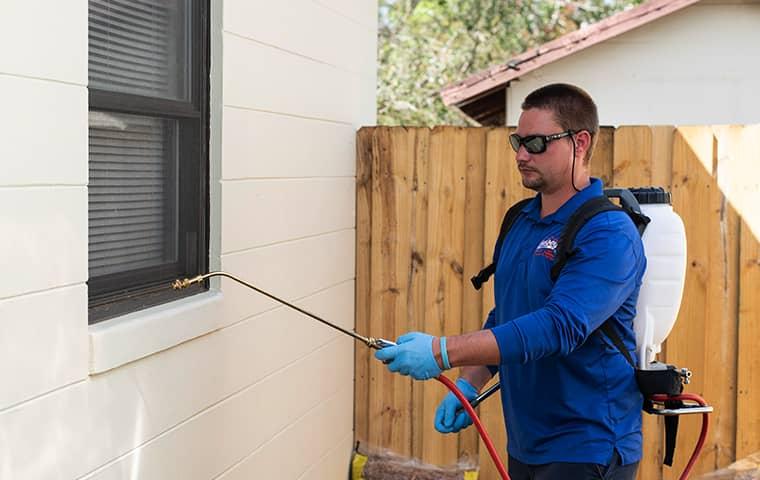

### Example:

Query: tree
xmin=378 ymin=0 xmax=644 ymax=126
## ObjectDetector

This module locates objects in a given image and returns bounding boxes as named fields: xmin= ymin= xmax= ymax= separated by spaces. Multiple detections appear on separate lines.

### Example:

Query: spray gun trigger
xmin=368 ymin=338 xmax=396 ymax=364
xmin=375 ymin=338 xmax=397 ymax=349
xmin=379 ymin=339 xmax=395 ymax=364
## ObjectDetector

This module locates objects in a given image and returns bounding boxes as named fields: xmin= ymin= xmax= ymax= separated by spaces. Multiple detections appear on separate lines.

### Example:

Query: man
xmin=375 ymin=83 xmax=646 ymax=480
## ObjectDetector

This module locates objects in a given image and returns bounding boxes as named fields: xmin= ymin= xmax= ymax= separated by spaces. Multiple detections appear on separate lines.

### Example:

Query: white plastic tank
xmin=630 ymin=188 xmax=687 ymax=369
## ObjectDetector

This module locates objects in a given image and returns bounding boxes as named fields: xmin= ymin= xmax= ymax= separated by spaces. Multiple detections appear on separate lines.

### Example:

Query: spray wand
xmin=173 ymin=271 xmax=396 ymax=349
xmin=173 ymin=271 xmax=511 ymax=480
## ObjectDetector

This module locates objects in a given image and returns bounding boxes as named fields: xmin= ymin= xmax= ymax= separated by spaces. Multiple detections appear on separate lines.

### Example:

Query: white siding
xmin=222 ymin=108 xmax=356 ymax=179
xmin=223 ymin=1 xmax=376 ymax=76
xmin=313 ymin=0 xmax=378 ymax=30
xmin=0 ymin=0 xmax=90 ymax=436
xmin=0 ymin=77 xmax=88 ymax=185
xmin=0 ymin=0 xmax=87 ymax=84
xmin=0 ymin=187 xmax=87 ymax=299
xmin=0 ymin=0 xmax=376 ymax=479
xmin=0 ymin=285 xmax=88 ymax=411
xmin=223 ymin=33 xmax=366 ymax=124
xmin=506 ymin=4 xmax=760 ymax=126
xmin=221 ymin=178 xmax=355 ymax=253
xmin=217 ymin=1 xmax=375 ymax=475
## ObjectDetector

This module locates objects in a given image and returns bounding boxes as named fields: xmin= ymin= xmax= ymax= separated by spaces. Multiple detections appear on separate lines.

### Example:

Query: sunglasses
xmin=509 ymin=130 xmax=574 ymax=154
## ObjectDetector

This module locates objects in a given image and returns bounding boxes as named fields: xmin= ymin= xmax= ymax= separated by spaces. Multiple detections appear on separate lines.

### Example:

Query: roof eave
xmin=440 ymin=0 xmax=702 ymax=107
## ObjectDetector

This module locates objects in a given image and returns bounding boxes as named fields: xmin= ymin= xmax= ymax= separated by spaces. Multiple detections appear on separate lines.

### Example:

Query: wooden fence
xmin=354 ymin=126 xmax=760 ymax=479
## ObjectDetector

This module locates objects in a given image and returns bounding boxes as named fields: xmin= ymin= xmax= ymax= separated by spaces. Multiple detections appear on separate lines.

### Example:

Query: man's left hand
xmin=374 ymin=332 xmax=443 ymax=380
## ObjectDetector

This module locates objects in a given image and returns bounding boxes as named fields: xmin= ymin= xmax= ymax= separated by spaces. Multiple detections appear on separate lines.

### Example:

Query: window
xmin=88 ymin=0 xmax=209 ymax=323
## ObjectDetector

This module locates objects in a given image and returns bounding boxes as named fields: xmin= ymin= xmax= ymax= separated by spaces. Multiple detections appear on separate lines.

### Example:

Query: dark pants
xmin=508 ymin=451 xmax=639 ymax=480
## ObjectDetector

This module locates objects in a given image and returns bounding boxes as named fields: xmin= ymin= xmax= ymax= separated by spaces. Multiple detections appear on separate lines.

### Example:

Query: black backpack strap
xmin=550 ymin=196 xmax=621 ymax=281
xmin=471 ymin=197 xmax=532 ymax=290
xmin=550 ymin=194 xmax=651 ymax=281
xmin=663 ymin=410 xmax=682 ymax=466
xmin=604 ymin=188 xmax=651 ymax=237
xmin=601 ymin=319 xmax=682 ymax=467
xmin=598 ymin=320 xmax=636 ymax=369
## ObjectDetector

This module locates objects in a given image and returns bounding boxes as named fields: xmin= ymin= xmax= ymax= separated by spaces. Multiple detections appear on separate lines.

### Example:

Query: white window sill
xmin=88 ymin=289 xmax=224 ymax=374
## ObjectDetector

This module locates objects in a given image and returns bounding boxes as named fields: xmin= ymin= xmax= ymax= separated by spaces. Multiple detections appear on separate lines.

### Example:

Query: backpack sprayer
xmin=172 ymin=188 xmax=711 ymax=480
xmin=468 ymin=187 xmax=713 ymax=479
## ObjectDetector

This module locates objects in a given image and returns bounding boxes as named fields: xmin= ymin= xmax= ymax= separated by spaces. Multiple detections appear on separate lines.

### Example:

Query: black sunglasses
xmin=509 ymin=130 xmax=574 ymax=154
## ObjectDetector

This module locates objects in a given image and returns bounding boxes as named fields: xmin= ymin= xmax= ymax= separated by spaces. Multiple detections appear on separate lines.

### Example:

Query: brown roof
xmin=440 ymin=0 xmax=701 ymax=108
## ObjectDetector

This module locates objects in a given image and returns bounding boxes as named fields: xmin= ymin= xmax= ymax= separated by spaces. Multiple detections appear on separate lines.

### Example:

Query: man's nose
xmin=515 ymin=145 xmax=530 ymax=162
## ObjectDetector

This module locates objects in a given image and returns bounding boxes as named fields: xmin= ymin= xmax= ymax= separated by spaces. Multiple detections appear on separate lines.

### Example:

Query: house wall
xmin=506 ymin=2 xmax=760 ymax=126
xmin=0 ymin=1 xmax=376 ymax=478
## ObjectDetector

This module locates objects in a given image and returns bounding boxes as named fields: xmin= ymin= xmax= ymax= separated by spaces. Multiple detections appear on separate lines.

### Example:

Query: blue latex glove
xmin=374 ymin=332 xmax=442 ymax=380
xmin=434 ymin=377 xmax=479 ymax=433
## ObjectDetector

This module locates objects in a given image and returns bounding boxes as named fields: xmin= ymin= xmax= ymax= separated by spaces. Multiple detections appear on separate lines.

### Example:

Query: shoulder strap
xmin=550 ymin=196 xmax=621 ymax=281
xmin=599 ymin=321 xmax=636 ymax=369
xmin=471 ymin=197 xmax=532 ymax=290
xmin=604 ymin=188 xmax=651 ymax=237
xmin=601 ymin=313 xmax=684 ymax=466
xmin=551 ymin=191 xmax=652 ymax=282
xmin=553 ymin=194 xmax=649 ymax=363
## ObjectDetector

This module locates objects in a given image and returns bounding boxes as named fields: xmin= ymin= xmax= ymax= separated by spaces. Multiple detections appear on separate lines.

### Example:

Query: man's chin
xmin=521 ymin=177 xmax=543 ymax=192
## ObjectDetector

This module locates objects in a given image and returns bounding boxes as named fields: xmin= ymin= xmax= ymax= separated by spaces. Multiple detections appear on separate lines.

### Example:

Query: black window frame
xmin=87 ymin=0 xmax=210 ymax=324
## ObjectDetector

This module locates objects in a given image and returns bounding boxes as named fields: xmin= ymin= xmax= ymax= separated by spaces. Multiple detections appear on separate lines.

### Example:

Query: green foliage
xmin=378 ymin=0 xmax=644 ymax=126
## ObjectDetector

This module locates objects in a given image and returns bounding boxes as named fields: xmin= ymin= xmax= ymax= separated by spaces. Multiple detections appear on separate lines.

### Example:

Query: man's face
xmin=514 ymin=108 xmax=574 ymax=193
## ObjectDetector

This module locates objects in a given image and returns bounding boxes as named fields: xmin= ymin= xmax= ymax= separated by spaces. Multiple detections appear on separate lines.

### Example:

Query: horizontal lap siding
xmin=1 ymin=0 xmax=375 ymax=479
xmin=0 ymin=4 xmax=92 ymax=478
xmin=0 ymin=279 xmax=355 ymax=479
xmin=213 ymin=1 xmax=376 ymax=478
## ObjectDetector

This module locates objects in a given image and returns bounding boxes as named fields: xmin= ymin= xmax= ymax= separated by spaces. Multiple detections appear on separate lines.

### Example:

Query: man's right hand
xmin=434 ymin=377 xmax=479 ymax=433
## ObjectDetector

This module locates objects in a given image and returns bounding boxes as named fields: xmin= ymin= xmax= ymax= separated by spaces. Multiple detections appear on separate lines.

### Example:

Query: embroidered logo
xmin=534 ymin=236 xmax=558 ymax=260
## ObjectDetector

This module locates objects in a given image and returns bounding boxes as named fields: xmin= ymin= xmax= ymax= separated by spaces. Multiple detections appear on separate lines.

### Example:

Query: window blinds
xmin=89 ymin=0 xmax=186 ymax=100
xmin=88 ymin=0 xmax=186 ymax=279
xmin=88 ymin=112 xmax=178 ymax=278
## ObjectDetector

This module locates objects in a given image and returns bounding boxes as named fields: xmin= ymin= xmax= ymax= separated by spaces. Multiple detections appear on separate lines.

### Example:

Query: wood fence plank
xmin=411 ymin=128 xmax=431 ymax=461
xmin=420 ymin=127 xmax=468 ymax=466
xmin=592 ymin=127 xmax=614 ymax=186
xmin=458 ymin=128 xmax=488 ymax=464
xmin=738 ymin=221 xmax=760 ymax=459
xmin=476 ymin=128 xmax=525 ymax=479
xmin=613 ymin=126 xmax=653 ymax=187
xmin=477 ymin=128 xmax=508 ymax=480
xmin=649 ymin=124 xmax=679 ymax=406
xmin=614 ymin=125 xmax=663 ymax=480
xmin=667 ymin=127 xmax=724 ymax=478
xmin=646 ymin=125 xmax=675 ymax=480
xmin=367 ymin=127 xmax=414 ymax=456
xmin=708 ymin=126 xmax=742 ymax=468
xmin=732 ymin=125 xmax=760 ymax=460
xmin=651 ymin=126 xmax=675 ymax=188
xmin=354 ymin=127 xmax=374 ymax=447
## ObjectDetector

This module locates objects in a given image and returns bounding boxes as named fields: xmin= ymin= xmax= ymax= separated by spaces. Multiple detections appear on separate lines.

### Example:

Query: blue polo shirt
xmin=483 ymin=178 xmax=646 ymax=466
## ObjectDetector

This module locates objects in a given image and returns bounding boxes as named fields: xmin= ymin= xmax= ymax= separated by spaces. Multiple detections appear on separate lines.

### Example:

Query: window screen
xmin=87 ymin=0 xmax=208 ymax=323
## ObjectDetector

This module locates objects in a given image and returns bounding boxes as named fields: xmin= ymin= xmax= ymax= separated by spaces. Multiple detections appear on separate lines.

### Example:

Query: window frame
xmin=87 ymin=0 xmax=210 ymax=324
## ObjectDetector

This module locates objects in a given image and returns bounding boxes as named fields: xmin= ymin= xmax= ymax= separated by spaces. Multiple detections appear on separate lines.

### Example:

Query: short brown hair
xmin=521 ymin=83 xmax=599 ymax=163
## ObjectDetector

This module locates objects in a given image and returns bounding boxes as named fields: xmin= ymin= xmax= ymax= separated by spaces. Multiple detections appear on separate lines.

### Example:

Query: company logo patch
xmin=534 ymin=236 xmax=558 ymax=260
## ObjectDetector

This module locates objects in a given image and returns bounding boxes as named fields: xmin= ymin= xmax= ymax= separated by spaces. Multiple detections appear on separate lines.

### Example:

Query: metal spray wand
xmin=172 ymin=271 xmax=396 ymax=350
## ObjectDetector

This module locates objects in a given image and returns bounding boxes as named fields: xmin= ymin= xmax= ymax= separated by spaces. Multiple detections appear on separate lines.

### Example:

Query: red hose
xmin=650 ymin=393 xmax=710 ymax=480
xmin=435 ymin=375 xmax=510 ymax=480
xmin=434 ymin=380 xmax=709 ymax=480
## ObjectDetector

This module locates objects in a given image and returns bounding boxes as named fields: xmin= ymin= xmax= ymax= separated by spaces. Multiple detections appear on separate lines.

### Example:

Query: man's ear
xmin=574 ymin=130 xmax=592 ymax=162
